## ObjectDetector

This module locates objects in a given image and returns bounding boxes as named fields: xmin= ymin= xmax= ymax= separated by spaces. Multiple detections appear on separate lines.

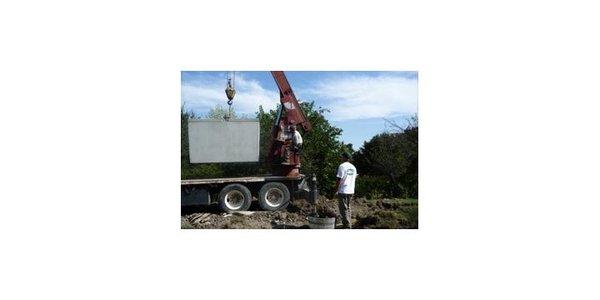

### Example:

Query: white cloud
xmin=181 ymin=73 xmax=418 ymax=121
xmin=302 ymin=75 xmax=417 ymax=121
xmin=181 ymin=75 xmax=279 ymax=116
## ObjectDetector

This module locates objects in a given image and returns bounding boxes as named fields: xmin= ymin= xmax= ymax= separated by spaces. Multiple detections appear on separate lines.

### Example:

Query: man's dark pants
xmin=337 ymin=193 xmax=353 ymax=228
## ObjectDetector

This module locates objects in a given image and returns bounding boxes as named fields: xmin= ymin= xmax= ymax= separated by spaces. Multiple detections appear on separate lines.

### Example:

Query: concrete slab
xmin=187 ymin=119 xmax=260 ymax=163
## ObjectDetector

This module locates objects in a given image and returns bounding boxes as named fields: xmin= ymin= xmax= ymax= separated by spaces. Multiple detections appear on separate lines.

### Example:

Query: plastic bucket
xmin=307 ymin=216 xmax=336 ymax=229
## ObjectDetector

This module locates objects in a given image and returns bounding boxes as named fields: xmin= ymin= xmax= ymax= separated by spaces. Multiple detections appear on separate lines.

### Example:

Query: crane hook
xmin=224 ymin=72 xmax=236 ymax=121
xmin=225 ymin=72 xmax=235 ymax=102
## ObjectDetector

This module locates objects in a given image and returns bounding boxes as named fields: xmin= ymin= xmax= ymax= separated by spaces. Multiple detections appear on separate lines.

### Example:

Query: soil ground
xmin=181 ymin=197 xmax=418 ymax=229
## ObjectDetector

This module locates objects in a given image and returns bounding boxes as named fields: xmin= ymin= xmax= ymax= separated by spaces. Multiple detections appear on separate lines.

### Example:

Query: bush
xmin=354 ymin=175 xmax=392 ymax=199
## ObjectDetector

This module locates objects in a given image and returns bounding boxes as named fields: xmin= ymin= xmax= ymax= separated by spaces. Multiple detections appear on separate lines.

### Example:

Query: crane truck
xmin=181 ymin=71 xmax=318 ymax=213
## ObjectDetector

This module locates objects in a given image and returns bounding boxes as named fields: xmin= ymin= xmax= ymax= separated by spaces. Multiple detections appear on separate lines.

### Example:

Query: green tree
xmin=205 ymin=104 xmax=237 ymax=120
xmin=353 ymin=115 xmax=418 ymax=198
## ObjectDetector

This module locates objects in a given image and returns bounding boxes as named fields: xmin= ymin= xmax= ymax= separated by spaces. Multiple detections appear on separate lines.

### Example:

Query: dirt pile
xmin=314 ymin=205 xmax=337 ymax=218
xmin=181 ymin=197 xmax=417 ymax=229
xmin=181 ymin=210 xmax=308 ymax=229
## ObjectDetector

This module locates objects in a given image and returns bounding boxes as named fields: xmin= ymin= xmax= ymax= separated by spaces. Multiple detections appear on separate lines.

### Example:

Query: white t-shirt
xmin=292 ymin=130 xmax=303 ymax=145
xmin=336 ymin=161 xmax=358 ymax=194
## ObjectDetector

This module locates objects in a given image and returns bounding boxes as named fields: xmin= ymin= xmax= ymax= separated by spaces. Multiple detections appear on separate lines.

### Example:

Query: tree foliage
xmin=205 ymin=104 xmax=237 ymax=120
xmin=353 ymin=116 xmax=418 ymax=198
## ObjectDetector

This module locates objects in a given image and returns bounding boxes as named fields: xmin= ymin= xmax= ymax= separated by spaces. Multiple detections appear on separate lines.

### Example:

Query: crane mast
xmin=269 ymin=71 xmax=311 ymax=177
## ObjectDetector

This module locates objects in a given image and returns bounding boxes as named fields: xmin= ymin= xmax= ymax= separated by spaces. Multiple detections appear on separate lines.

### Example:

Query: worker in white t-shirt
xmin=335 ymin=152 xmax=358 ymax=228
xmin=282 ymin=125 xmax=303 ymax=164
xmin=290 ymin=125 xmax=303 ymax=151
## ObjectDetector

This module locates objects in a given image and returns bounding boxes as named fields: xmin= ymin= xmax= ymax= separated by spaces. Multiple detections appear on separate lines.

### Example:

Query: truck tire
xmin=258 ymin=182 xmax=290 ymax=211
xmin=218 ymin=184 xmax=252 ymax=213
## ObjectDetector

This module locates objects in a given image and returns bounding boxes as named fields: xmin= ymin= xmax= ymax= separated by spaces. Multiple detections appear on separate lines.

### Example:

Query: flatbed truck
xmin=181 ymin=174 xmax=315 ymax=213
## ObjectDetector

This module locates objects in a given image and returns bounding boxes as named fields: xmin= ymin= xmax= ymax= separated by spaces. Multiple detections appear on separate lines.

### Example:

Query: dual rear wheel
xmin=218 ymin=182 xmax=290 ymax=213
xmin=218 ymin=184 xmax=252 ymax=212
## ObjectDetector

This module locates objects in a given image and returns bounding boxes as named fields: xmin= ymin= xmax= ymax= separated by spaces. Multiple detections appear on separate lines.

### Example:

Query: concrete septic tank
xmin=187 ymin=119 xmax=260 ymax=163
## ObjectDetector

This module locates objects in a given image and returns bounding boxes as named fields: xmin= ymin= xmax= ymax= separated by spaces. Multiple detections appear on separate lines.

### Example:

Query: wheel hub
xmin=224 ymin=190 xmax=244 ymax=210
xmin=264 ymin=188 xmax=283 ymax=207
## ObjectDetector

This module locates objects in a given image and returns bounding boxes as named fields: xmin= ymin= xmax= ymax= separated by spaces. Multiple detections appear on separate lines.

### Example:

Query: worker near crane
xmin=335 ymin=152 xmax=358 ymax=228
xmin=283 ymin=124 xmax=303 ymax=164
xmin=290 ymin=125 xmax=303 ymax=152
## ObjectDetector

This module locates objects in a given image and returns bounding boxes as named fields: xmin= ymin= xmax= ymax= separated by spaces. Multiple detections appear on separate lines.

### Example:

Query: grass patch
xmin=354 ymin=198 xmax=418 ymax=229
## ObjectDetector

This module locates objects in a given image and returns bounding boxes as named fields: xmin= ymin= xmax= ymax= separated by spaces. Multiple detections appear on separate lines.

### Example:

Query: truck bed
xmin=181 ymin=175 xmax=304 ymax=185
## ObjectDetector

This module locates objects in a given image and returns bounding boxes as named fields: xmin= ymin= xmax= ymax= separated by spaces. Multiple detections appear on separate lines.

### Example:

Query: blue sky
xmin=181 ymin=71 xmax=418 ymax=149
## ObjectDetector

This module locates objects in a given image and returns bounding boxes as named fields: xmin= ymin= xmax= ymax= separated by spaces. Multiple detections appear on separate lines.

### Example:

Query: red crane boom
xmin=270 ymin=71 xmax=311 ymax=131
xmin=269 ymin=71 xmax=312 ymax=177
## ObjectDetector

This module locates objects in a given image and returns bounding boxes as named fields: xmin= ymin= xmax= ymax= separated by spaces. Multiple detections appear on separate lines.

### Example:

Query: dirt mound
xmin=181 ymin=198 xmax=417 ymax=229
xmin=287 ymin=197 xmax=337 ymax=218
xmin=181 ymin=210 xmax=308 ymax=229
xmin=314 ymin=205 xmax=337 ymax=218
xmin=286 ymin=198 xmax=314 ymax=215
